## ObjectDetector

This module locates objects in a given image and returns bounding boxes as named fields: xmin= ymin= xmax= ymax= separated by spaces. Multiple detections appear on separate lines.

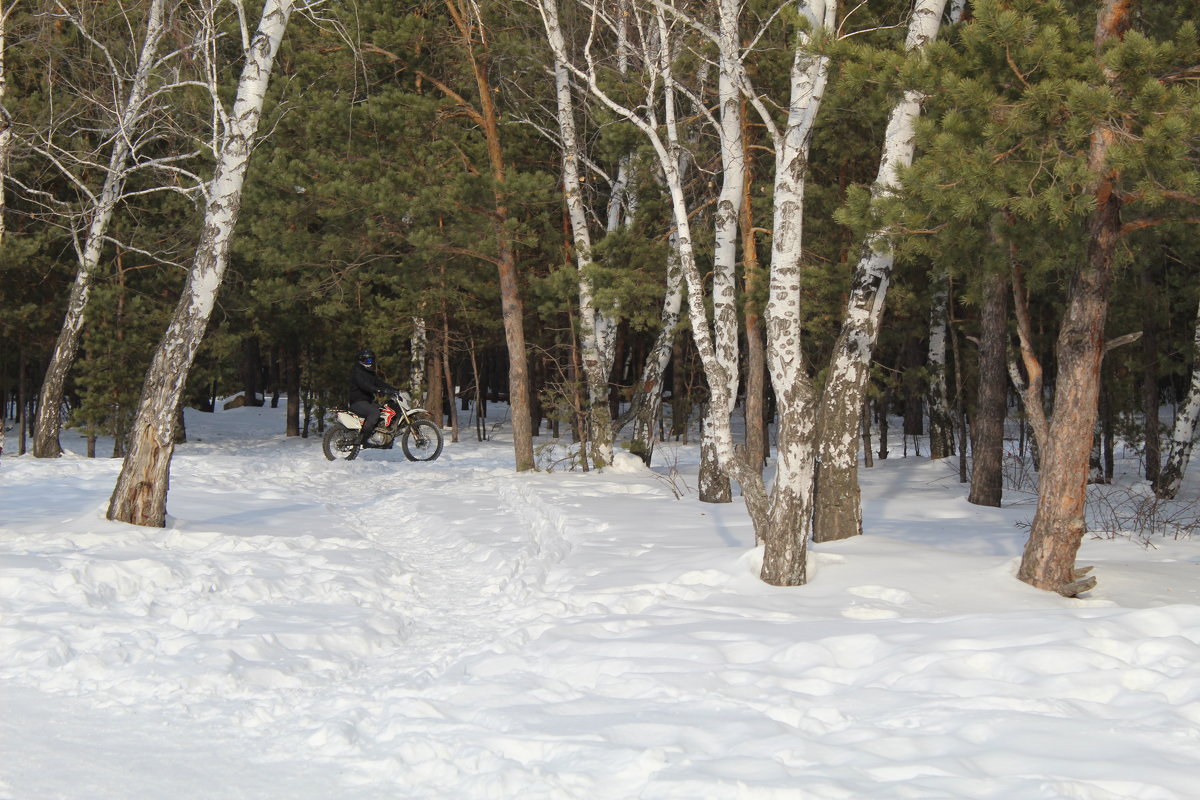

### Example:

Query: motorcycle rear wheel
xmin=402 ymin=419 xmax=443 ymax=462
xmin=322 ymin=422 xmax=361 ymax=461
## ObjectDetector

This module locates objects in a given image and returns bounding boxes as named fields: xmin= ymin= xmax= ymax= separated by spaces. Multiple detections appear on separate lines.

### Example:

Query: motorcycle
xmin=322 ymin=389 xmax=444 ymax=462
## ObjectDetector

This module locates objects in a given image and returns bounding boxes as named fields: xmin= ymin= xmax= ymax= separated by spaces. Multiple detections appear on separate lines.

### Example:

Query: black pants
xmin=350 ymin=399 xmax=382 ymax=443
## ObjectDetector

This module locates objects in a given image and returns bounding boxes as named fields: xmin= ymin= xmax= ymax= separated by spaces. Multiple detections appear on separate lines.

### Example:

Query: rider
xmin=348 ymin=348 xmax=397 ymax=445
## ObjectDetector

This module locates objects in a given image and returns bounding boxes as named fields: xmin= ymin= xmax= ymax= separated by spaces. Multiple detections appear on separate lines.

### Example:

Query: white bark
xmin=698 ymin=0 xmax=746 ymax=502
xmin=32 ymin=0 xmax=172 ymax=457
xmin=0 ymin=1 xmax=13 ymax=247
xmin=570 ymin=1 xmax=739 ymax=469
xmin=559 ymin=0 xmax=838 ymax=584
xmin=811 ymin=0 xmax=948 ymax=542
xmin=927 ymin=277 xmax=954 ymax=458
xmin=108 ymin=0 xmax=297 ymax=526
xmin=628 ymin=237 xmax=684 ymax=460
xmin=749 ymin=0 xmax=837 ymax=583
xmin=410 ymin=316 xmax=427 ymax=398
xmin=540 ymin=0 xmax=617 ymax=468
xmin=1155 ymin=294 xmax=1200 ymax=499
xmin=624 ymin=144 xmax=687 ymax=466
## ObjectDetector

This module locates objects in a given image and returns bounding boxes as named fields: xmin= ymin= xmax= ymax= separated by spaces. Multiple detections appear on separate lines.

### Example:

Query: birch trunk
xmin=628 ymin=238 xmax=684 ymax=465
xmin=1153 ymin=293 xmax=1200 ymax=499
xmin=560 ymin=0 xmax=833 ymax=585
xmin=754 ymin=1 xmax=836 ymax=583
xmin=927 ymin=277 xmax=955 ymax=459
xmin=698 ymin=0 xmax=746 ymax=503
xmin=0 ymin=1 xmax=12 ymax=248
xmin=33 ymin=0 xmax=170 ymax=458
xmin=108 ymin=0 xmax=295 ymax=527
xmin=811 ymin=0 xmax=948 ymax=542
xmin=1017 ymin=0 xmax=1132 ymax=595
xmin=541 ymin=0 xmax=616 ymax=468
xmin=572 ymin=2 xmax=745 ymax=497
xmin=410 ymin=316 xmax=427 ymax=399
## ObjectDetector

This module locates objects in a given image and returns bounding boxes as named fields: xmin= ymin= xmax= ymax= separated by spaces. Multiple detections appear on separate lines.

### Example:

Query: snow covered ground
xmin=1 ymin=402 xmax=1198 ymax=799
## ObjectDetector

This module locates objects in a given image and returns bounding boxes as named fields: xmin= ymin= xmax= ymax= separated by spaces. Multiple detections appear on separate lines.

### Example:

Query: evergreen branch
xmin=1158 ymin=190 xmax=1200 ymax=206
xmin=1161 ymin=65 xmax=1200 ymax=84
xmin=1005 ymin=46 xmax=1033 ymax=90
xmin=358 ymin=42 xmax=486 ymax=128
xmin=1104 ymin=331 xmax=1142 ymax=353
xmin=1121 ymin=217 xmax=1200 ymax=235
xmin=430 ymin=243 xmax=501 ymax=268
xmin=895 ymin=222 xmax=950 ymax=235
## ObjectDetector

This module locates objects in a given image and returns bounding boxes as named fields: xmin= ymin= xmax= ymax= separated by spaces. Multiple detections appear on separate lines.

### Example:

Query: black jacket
xmin=348 ymin=362 xmax=391 ymax=405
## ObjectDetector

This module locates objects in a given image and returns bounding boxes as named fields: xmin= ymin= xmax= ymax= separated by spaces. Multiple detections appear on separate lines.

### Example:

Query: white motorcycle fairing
xmin=336 ymin=410 xmax=365 ymax=430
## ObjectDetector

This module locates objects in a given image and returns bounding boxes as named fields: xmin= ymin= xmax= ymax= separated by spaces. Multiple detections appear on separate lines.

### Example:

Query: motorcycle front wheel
xmin=402 ymin=419 xmax=444 ymax=462
xmin=322 ymin=422 xmax=361 ymax=461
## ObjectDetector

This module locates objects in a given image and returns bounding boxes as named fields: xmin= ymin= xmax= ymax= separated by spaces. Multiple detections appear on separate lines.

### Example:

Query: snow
xmin=2 ymin=402 xmax=1198 ymax=799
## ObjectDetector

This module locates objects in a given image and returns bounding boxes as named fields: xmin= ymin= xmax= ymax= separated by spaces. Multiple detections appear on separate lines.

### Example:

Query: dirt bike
xmin=322 ymin=389 xmax=444 ymax=462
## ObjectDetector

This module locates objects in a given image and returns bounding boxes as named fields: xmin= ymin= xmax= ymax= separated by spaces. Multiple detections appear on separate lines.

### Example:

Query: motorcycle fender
xmin=336 ymin=411 xmax=363 ymax=430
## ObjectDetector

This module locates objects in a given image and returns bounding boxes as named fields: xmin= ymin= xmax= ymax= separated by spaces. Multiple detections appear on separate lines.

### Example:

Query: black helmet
xmin=357 ymin=348 xmax=376 ymax=368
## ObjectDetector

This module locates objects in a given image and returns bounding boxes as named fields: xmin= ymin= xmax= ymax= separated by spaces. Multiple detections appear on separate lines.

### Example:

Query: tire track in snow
xmin=155 ymin=448 xmax=589 ymax=780
xmin=298 ymin=457 xmax=577 ymax=683
xmin=0 ymin=444 xmax=584 ymax=784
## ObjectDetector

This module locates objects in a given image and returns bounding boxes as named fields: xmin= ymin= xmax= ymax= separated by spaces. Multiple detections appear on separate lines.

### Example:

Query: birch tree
xmin=410 ymin=316 xmax=427 ymax=399
xmin=108 ymin=0 xmax=299 ymax=526
xmin=541 ymin=0 xmax=619 ymax=468
xmin=694 ymin=0 xmax=745 ymax=503
xmin=626 ymin=236 xmax=683 ymax=465
xmin=810 ymin=0 xmax=949 ymax=542
xmin=0 ymin=0 xmax=13 ymax=248
xmin=926 ymin=276 xmax=954 ymax=459
xmin=31 ymin=0 xmax=174 ymax=459
xmin=1152 ymin=293 xmax=1200 ymax=499
xmin=0 ymin=2 xmax=10 ymax=464
xmin=547 ymin=0 xmax=836 ymax=585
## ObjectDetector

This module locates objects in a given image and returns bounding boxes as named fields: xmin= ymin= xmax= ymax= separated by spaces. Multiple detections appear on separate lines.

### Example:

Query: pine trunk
xmin=1017 ymin=0 xmax=1132 ymax=595
xmin=451 ymin=0 xmax=534 ymax=471
xmin=968 ymin=271 xmax=1009 ymax=507
xmin=1010 ymin=265 xmax=1050 ymax=456
xmin=741 ymin=145 xmax=767 ymax=470
xmin=285 ymin=342 xmax=300 ymax=437
xmin=442 ymin=319 xmax=459 ymax=442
